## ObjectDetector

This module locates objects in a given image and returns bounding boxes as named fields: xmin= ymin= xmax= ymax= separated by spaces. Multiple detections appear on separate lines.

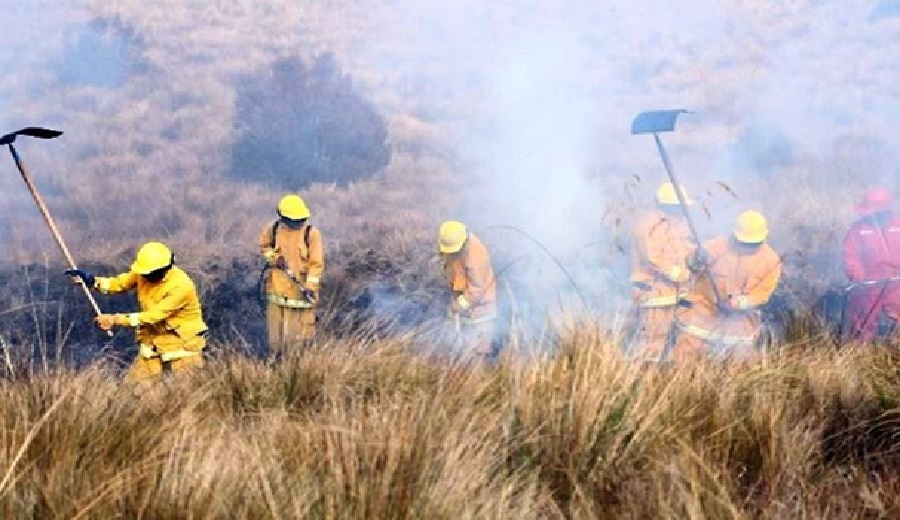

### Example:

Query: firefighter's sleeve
xmin=121 ymin=284 xmax=192 ymax=327
xmin=637 ymin=226 xmax=683 ymax=280
xmin=94 ymin=272 xmax=138 ymax=295
xmin=744 ymin=255 xmax=782 ymax=308
xmin=462 ymin=249 xmax=493 ymax=305
xmin=842 ymin=230 xmax=864 ymax=281
xmin=306 ymin=227 xmax=325 ymax=291
xmin=440 ymin=255 xmax=455 ymax=287
xmin=259 ymin=223 xmax=279 ymax=265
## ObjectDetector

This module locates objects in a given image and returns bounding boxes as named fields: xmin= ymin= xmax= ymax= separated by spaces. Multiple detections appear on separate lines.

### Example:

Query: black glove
xmin=64 ymin=269 xmax=95 ymax=287
xmin=687 ymin=248 xmax=710 ymax=272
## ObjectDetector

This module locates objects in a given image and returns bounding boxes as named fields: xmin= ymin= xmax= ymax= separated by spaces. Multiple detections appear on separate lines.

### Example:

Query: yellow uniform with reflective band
xmin=95 ymin=266 xmax=207 ymax=381
xmin=631 ymin=209 xmax=695 ymax=306
xmin=629 ymin=209 xmax=695 ymax=359
xmin=673 ymin=235 xmax=782 ymax=360
xmin=259 ymin=221 xmax=325 ymax=353
xmin=441 ymin=233 xmax=496 ymax=356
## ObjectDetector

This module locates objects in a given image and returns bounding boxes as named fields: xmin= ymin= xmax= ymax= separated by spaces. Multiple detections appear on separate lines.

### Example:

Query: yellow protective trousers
xmin=266 ymin=302 xmax=316 ymax=355
xmin=453 ymin=315 xmax=495 ymax=364
xmin=127 ymin=334 xmax=206 ymax=383
xmin=671 ymin=317 xmax=760 ymax=363
xmin=630 ymin=305 xmax=677 ymax=361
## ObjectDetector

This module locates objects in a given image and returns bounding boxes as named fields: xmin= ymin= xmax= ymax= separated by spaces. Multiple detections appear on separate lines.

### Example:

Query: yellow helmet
xmin=655 ymin=182 xmax=693 ymax=206
xmin=277 ymin=194 xmax=311 ymax=220
xmin=733 ymin=210 xmax=768 ymax=244
xmin=131 ymin=242 xmax=174 ymax=275
xmin=438 ymin=221 xmax=468 ymax=254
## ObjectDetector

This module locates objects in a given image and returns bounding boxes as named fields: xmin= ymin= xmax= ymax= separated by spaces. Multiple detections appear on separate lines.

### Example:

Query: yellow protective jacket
xmin=676 ymin=236 xmax=782 ymax=344
xmin=630 ymin=209 xmax=695 ymax=307
xmin=441 ymin=233 xmax=497 ymax=321
xmin=259 ymin=221 xmax=325 ymax=307
xmin=94 ymin=266 xmax=207 ymax=345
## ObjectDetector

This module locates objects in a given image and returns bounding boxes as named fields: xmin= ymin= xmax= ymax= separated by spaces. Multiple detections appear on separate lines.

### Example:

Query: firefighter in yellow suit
xmin=439 ymin=221 xmax=497 ymax=362
xmin=629 ymin=182 xmax=696 ymax=360
xmin=66 ymin=242 xmax=208 ymax=382
xmin=259 ymin=194 xmax=325 ymax=356
xmin=673 ymin=210 xmax=782 ymax=362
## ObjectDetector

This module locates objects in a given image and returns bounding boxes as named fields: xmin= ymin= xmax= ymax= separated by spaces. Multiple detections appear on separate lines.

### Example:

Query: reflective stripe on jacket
xmin=266 ymin=293 xmax=316 ymax=309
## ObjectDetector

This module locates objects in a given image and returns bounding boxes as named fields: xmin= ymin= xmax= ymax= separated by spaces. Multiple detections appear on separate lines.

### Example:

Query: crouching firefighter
xmin=259 ymin=194 xmax=324 ymax=357
xmin=841 ymin=188 xmax=900 ymax=342
xmin=66 ymin=242 xmax=208 ymax=382
xmin=628 ymin=182 xmax=696 ymax=360
xmin=671 ymin=210 xmax=782 ymax=362
xmin=438 ymin=221 xmax=497 ymax=364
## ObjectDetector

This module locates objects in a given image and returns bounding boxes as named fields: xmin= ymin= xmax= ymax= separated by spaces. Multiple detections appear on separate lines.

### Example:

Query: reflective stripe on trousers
xmin=139 ymin=345 xmax=203 ymax=362
xmin=675 ymin=320 xmax=757 ymax=347
xmin=266 ymin=303 xmax=316 ymax=355
xmin=638 ymin=294 xmax=681 ymax=308
xmin=461 ymin=313 xmax=497 ymax=325
xmin=139 ymin=331 xmax=207 ymax=362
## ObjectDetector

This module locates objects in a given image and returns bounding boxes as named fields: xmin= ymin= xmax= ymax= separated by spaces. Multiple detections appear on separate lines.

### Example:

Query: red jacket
xmin=842 ymin=215 xmax=900 ymax=282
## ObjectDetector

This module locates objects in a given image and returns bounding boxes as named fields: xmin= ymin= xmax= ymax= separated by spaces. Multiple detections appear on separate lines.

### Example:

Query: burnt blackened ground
xmin=0 ymin=250 xmax=856 ymax=373
xmin=0 ymin=246 xmax=452 ymax=370
xmin=0 ymin=262 xmax=139 ymax=370
xmin=196 ymin=249 xmax=449 ymax=350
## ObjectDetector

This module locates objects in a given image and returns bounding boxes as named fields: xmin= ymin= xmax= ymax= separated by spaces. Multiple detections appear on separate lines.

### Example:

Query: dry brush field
xmin=0 ymin=329 xmax=900 ymax=517
xmin=1 ymin=1 xmax=900 ymax=517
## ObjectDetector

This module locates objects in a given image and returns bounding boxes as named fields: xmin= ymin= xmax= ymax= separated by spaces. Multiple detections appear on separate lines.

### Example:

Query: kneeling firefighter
xmin=672 ymin=210 xmax=782 ymax=361
xmin=66 ymin=242 xmax=208 ymax=382
xmin=438 ymin=221 xmax=497 ymax=362
xmin=841 ymin=188 xmax=900 ymax=341
xmin=259 ymin=194 xmax=324 ymax=356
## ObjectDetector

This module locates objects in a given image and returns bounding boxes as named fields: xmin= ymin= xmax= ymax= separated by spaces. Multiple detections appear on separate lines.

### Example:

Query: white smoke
xmin=3 ymin=0 xmax=900 ymax=314
xmin=345 ymin=0 xmax=900 ymax=319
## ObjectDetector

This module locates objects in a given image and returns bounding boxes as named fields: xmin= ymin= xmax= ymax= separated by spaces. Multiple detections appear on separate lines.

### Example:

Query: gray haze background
xmin=352 ymin=0 xmax=900 ymax=312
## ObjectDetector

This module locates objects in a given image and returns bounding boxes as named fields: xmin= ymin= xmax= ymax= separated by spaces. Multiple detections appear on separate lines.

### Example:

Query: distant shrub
xmin=230 ymin=53 xmax=390 ymax=188
xmin=726 ymin=124 xmax=795 ymax=178
xmin=57 ymin=18 xmax=146 ymax=89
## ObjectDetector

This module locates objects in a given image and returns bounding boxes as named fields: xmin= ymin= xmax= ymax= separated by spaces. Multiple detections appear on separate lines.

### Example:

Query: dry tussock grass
xmin=0 ymin=324 xmax=898 ymax=518
xmin=2 ymin=6 xmax=900 ymax=514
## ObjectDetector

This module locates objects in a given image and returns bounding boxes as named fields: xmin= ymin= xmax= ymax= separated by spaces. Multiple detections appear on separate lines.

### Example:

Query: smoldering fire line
xmin=0 ymin=1 xmax=897 ymax=365
xmin=483 ymin=225 xmax=588 ymax=310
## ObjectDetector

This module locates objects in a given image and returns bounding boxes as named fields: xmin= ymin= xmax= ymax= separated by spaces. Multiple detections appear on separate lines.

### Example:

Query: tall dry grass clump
xmin=0 ymin=325 xmax=899 ymax=518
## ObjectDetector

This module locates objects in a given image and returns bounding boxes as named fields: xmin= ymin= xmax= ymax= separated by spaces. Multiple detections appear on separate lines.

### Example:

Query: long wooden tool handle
xmin=653 ymin=133 xmax=724 ymax=306
xmin=8 ymin=144 xmax=111 ymax=335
